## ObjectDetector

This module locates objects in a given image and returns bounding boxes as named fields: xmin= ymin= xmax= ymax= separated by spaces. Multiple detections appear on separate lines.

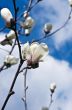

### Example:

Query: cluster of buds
xmin=20 ymin=10 xmax=35 ymax=36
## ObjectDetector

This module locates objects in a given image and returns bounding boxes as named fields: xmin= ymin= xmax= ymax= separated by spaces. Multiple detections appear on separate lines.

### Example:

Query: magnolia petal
xmin=30 ymin=42 xmax=39 ymax=55
xmin=22 ymin=42 xmax=31 ymax=60
xmin=1 ymin=8 xmax=13 ymax=22
xmin=30 ymin=42 xmax=48 ymax=63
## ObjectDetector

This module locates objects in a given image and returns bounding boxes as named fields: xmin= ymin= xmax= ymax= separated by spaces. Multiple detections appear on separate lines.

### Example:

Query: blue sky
xmin=0 ymin=0 xmax=72 ymax=110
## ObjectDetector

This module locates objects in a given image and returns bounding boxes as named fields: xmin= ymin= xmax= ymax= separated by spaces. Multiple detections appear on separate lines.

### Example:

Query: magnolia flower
xmin=0 ymin=8 xmax=14 ymax=28
xmin=50 ymin=82 xmax=56 ymax=93
xmin=68 ymin=0 xmax=72 ymax=6
xmin=22 ymin=42 xmax=48 ymax=68
xmin=44 ymin=23 xmax=52 ymax=34
xmin=0 ymin=30 xmax=16 ymax=46
xmin=4 ymin=55 xmax=18 ymax=67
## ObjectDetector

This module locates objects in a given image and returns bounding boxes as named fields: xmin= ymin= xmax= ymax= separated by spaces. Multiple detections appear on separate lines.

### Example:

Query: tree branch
xmin=1 ymin=61 xmax=24 ymax=110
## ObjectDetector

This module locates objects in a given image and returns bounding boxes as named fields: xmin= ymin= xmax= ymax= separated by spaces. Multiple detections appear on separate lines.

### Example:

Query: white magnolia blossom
xmin=0 ymin=8 xmax=13 ymax=22
xmin=4 ymin=55 xmax=18 ymax=66
xmin=50 ymin=82 xmax=56 ymax=93
xmin=23 ymin=16 xmax=35 ymax=29
xmin=68 ymin=0 xmax=72 ymax=6
xmin=22 ymin=42 xmax=48 ymax=66
xmin=44 ymin=23 xmax=52 ymax=34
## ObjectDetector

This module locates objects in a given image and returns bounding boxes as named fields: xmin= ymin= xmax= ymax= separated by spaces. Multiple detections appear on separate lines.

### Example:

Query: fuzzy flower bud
xmin=50 ymin=82 xmax=56 ymax=93
xmin=4 ymin=55 xmax=18 ymax=67
xmin=23 ymin=10 xmax=29 ymax=19
xmin=68 ymin=0 xmax=72 ymax=7
xmin=44 ymin=23 xmax=52 ymax=34
xmin=25 ymin=28 xmax=31 ymax=36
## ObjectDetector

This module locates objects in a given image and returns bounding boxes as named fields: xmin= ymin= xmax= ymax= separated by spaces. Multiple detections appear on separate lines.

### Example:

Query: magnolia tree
xmin=0 ymin=0 xmax=72 ymax=110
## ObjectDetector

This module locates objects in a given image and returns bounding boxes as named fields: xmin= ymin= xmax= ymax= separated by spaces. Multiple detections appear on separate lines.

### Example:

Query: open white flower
xmin=44 ymin=23 xmax=52 ymax=34
xmin=68 ymin=0 xmax=72 ymax=6
xmin=50 ymin=82 xmax=56 ymax=93
xmin=22 ymin=42 xmax=48 ymax=68
xmin=4 ymin=55 xmax=18 ymax=67
xmin=1 ymin=8 xmax=13 ymax=22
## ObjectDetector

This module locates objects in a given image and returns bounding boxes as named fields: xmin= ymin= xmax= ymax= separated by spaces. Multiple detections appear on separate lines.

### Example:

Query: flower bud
xmin=68 ymin=0 xmax=72 ymax=7
xmin=25 ymin=28 xmax=31 ymax=36
xmin=42 ymin=107 xmax=49 ymax=110
xmin=1 ymin=8 xmax=13 ymax=22
xmin=44 ymin=23 xmax=52 ymax=34
xmin=4 ymin=55 xmax=18 ymax=67
xmin=23 ymin=10 xmax=29 ymax=19
xmin=7 ymin=30 xmax=16 ymax=40
xmin=50 ymin=82 xmax=56 ymax=93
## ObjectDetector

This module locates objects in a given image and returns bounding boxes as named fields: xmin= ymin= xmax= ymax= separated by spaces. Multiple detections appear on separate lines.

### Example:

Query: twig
xmin=22 ymin=68 xmax=28 ymax=110
xmin=9 ymin=39 xmax=16 ymax=55
xmin=13 ymin=0 xmax=22 ymax=61
xmin=0 ymin=26 xmax=6 ymax=32
xmin=0 ymin=64 xmax=5 ymax=73
xmin=48 ymin=93 xmax=53 ymax=110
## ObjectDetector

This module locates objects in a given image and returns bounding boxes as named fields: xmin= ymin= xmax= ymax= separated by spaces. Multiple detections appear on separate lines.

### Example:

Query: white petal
xmin=30 ymin=42 xmax=39 ymax=55
xmin=0 ymin=8 xmax=13 ymax=22
xmin=30 ymin=42 xmax=48 ymax=63
xmin=22 ymin=42 xmax=31 ymax=60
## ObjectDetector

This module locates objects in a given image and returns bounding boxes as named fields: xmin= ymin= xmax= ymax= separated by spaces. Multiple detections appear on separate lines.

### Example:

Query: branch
xmin=48 ymin=93 xmax=53 ymax=110
xmin=0 ymin=26 xmax=6 ymax=32
xmin=1 ymin=61 xmax=24 ymax=110
xmin=0 ymin=64 xmax=5 ymax=73
xmin=13 ymin=0 xmax=22 ymax=61
xmin=22 ymin=68 xmax=28 ymax=110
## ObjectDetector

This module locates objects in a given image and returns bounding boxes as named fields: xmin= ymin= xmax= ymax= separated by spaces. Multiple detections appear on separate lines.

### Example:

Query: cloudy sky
xmin=0 ymin=0 xmax=72 ymax=110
